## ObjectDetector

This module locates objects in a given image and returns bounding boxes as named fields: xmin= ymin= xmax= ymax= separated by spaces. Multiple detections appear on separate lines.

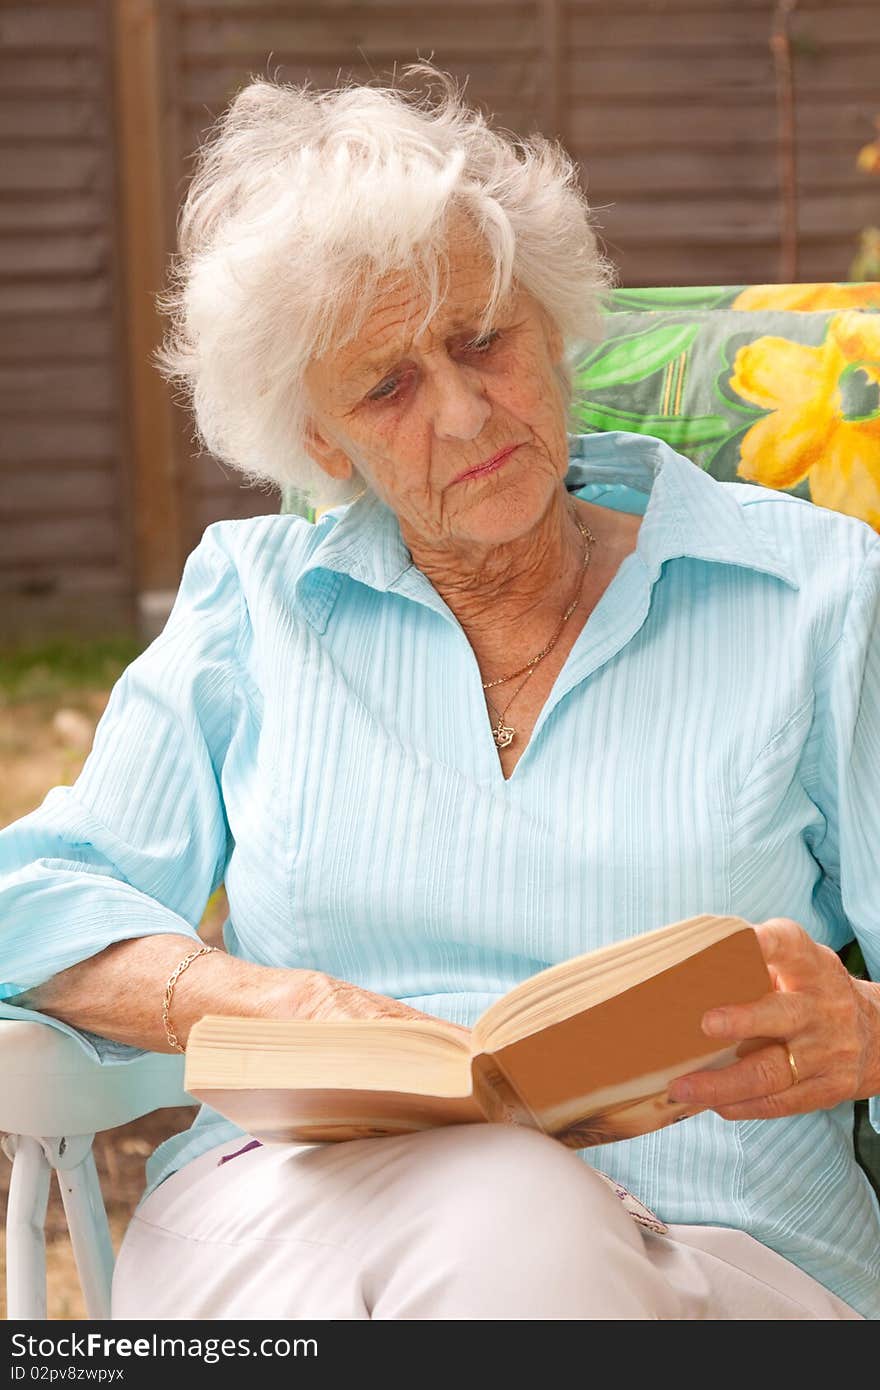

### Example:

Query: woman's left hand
xmin=667 ymin=918 xmax=880 ymax=1119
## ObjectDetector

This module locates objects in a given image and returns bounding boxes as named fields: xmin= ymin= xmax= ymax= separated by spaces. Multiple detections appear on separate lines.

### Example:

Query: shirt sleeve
xmin=0 ymin=522 xmax=241 ymax=1065
xmin=804 ymin=535 xmax=880 ymax=1133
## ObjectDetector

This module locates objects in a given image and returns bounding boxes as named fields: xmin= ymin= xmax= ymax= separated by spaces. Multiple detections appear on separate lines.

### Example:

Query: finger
xmin=753 ymin=919 xmax=815 ymax=975
xmin=701 ymin=990 xmax=807 ymax=1042
xmin=713 ymin=1080 xmax=831 ymax=1121
xmin=668 ymin=1042 xmax=799 ymax=1109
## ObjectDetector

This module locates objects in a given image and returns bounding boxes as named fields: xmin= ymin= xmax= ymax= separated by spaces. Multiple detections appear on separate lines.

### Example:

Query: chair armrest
xmin=0 ymin=1021 xmax=193 ymax=1137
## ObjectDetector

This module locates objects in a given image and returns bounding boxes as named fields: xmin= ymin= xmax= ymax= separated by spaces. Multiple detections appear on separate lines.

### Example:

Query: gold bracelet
xmin=162 ymin=945 xmax=220 ymax=1052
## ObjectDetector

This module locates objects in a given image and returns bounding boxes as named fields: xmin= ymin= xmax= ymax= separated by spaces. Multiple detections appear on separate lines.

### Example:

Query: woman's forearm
xmin=10 ymin=934 xmax=471 ymax=1052
xmin=10 ymin=934 xmax=314 ymax=1054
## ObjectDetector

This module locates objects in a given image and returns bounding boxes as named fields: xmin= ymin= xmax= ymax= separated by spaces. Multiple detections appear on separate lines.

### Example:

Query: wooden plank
xmin=611 ymin=236 xmax=863 ymax=285
xmin=0 ymin=317 xmax=114 ymax=363
xmin=157 ymin=0 xmax=201 ymax=561
xmin=567 ymin=48 xmax=880 ymax=97
xmin=0 ymin=278 xmax=110 ymax=315
xmin=0 ymin=54 xmax=103 ymax=94
xmin=0 ymin=517 xmax=119 ymax=568
xmin=184 ymin=0 xmax=809 ymax=11
xmin=576 ymin=152 xmax=780 ymax=199
xmin=592 ymin=193 xmax=879 ymax=248
xmin=590 ymin=195 xmax=782 ymax=247
xmin=0 ymin=587 xmax=135 ymax=643
xmin=178 ymin=0 xmax=542 ymax=10
xmin=799 ymin=246 xmax=867 ymax=281
xmin=608 ymin=243 xmax=806 ymax=288
xmin=0 ymin=564 xmax=127 ymax=593
xmin=171 ymin=0 xmax=838 ymax=15
xmin=0 ymin=363 xmax=116 ymax=414
xmin=791 ymin=5 xmax=880 ymax=47
xmin=569 ymin=153 xmax=878 ymax=202
xmin=568 ymin=100 xmax=879 ymax=147
xmin=100 ymin=0 xmax=141 ymax=640
xmin=181 ymin=10 xmax=538 ymax=57
xmin=570 ymin=83 xmax=879 ymax=110
xmin=5 ymin=465 xmax=117 ymax=516
xmin=570 ymin=146 xmax=872 ymax=198
xmin=540 ymin=0 xmax=564 ymax=142
xmin=0 ymin=6 xmax=101 ymax=50
xmin=0 ymin=419 xmax=117 ymax=463
xmin=797 ymin=190 xmax=880 ymax=236
xmin=112 ymin=0 xmax=188 ymax=589
xmin=568 ymin=9 xmax=773 ymax=48
xmin=792 ymin=50 xmax=880 ymax=94
xmin=567 ymin=6 xmax=880 ymax=47
xmin=175 ymin=2 xmax=879 ymax=55
xmin=566 ymin=0 xmax=773 ymax=9
xmin=0 ymin=192 xmax=106 ymax=232
xmin=0 ymin=147 xmax=107 ymax=193
xmin=566 ymin=0 xmax=858 ymax=10
xmin=0 ymin=232 xmax=110 ymax=278
xmin=0 ymin=96 xmax=109 ymax=140
xmin=567 ymin=50 xmax=775 ymax=95
xmin=583 ymin=186 xmax=873 ymax=240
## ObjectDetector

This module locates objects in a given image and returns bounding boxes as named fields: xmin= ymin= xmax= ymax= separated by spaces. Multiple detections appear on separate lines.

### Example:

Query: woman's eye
xmin=368 ymin=376 xmax=402 ymax=402
xmin=464 ymin=331 xmax=501 ymax=354
xmin=366 ymin=333 xmax=500 ymax=404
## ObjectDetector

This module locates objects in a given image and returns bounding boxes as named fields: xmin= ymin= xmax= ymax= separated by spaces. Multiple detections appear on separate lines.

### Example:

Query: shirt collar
xmin=293 ymin=430 xmax=799 ymax=631
xmin=566 ymin=431 xmax=800 ymax=591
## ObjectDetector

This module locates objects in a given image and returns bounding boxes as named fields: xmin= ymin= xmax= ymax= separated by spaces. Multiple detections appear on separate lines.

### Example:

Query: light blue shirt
xmin=2 ymin=431 xmax=879 ymax=1317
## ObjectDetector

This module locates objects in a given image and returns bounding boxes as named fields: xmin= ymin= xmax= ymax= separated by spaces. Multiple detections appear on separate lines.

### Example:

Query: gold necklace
xmin=482 ymin=510 xmax=596 ymax=750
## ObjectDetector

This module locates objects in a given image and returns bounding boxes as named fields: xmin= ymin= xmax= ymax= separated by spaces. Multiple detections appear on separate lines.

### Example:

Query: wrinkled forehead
xmin=350 ymin=235 xmax=506 ymax=344
xmin=308 ymin=236 xmax=517 ymax=392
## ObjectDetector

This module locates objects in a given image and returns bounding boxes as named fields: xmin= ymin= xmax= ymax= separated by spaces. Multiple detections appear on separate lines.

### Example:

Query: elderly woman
xmin=1 ymin=66 xmax=878 ymax=1321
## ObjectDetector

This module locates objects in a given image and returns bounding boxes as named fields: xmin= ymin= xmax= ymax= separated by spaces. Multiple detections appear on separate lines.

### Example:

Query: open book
xmin=185 ymin=914 xmax=771 ymax=1148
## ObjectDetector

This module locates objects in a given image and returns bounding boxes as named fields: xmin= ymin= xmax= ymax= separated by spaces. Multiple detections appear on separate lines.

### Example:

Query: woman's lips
xmin=453 ymin=444 xmax=519 ymax=483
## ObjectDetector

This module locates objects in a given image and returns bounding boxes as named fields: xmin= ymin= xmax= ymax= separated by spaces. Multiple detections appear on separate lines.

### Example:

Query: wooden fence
xmin=1 ymin=0 xmax=878 ymax=638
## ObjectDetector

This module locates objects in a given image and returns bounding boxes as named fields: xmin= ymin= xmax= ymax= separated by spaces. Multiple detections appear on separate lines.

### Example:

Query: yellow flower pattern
xmin=733 ymin=283 xmax=880 ymax=312
xmin=731 ymin=311 xmax=880 ymax=529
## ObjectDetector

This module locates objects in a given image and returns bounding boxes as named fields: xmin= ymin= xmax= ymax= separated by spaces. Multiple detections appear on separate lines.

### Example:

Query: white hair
xmin=156 ymin=63 xmax=615 ymax=509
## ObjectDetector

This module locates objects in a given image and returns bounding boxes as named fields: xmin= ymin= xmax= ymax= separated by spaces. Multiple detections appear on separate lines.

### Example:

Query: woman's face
xmin=303 ymin=233 xmax=571 ymax=554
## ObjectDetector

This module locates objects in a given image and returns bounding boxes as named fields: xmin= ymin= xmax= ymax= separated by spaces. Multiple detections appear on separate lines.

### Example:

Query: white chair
xmin=1 ymin=1021 xmax=192 ymax=1319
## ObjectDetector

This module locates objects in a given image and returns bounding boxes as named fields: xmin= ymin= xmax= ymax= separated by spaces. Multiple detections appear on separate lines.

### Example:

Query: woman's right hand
xmin=282 ymin=969 xmax=472 ymax=1040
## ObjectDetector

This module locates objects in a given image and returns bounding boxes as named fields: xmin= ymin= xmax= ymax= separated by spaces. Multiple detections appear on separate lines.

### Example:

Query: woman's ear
xmin=303 ymin=420 xmax=354 ymax=482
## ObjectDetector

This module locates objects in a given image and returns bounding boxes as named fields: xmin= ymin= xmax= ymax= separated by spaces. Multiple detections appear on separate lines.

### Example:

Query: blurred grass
xmin=0 ymin=635 xmax=144 ymax=705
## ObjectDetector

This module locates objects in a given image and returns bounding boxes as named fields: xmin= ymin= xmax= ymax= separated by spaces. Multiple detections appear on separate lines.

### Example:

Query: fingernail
xmin=702 ymin=1011 xmax=726 ymax=1035
xmin=668 ymin=1083 xmax=690 ymax=1102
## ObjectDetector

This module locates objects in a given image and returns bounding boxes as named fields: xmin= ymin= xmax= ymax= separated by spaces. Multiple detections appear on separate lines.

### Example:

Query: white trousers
xmin=111 ymin=1124 xmax=862 ymax=1320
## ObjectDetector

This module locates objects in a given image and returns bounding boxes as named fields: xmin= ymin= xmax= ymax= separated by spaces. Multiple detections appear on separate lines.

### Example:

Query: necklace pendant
xmin=493 ymin=721 xmax=516 ymax=749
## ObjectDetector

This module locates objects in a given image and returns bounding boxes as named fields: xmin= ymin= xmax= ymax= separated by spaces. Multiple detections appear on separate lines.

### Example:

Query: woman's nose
xmin=429 ymin=362 xmax=492 ymax=442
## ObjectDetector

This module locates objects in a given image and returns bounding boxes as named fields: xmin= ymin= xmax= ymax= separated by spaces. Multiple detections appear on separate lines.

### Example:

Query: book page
xmin=485 ymin=929 xmax=770 ymax=1146
xmin=472 ymin=913 xmax=755 ymax=1052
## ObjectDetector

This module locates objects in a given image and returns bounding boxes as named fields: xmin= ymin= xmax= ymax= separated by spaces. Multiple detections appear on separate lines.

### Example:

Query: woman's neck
xmin=404 ymin=487 xmax=590 ymax=653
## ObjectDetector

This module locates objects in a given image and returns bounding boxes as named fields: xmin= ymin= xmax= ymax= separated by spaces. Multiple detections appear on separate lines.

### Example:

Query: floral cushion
xmin=576 ymin=282 xmax=880 ymax=533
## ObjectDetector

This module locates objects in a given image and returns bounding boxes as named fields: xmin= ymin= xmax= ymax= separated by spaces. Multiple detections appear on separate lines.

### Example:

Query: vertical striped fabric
xmin=1 ymin=431 xmax=878 ymax=1316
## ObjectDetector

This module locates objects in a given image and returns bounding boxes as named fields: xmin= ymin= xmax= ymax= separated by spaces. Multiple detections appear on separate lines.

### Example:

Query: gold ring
xmin=786 ymin=1047 xmax=799 ymax=1088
